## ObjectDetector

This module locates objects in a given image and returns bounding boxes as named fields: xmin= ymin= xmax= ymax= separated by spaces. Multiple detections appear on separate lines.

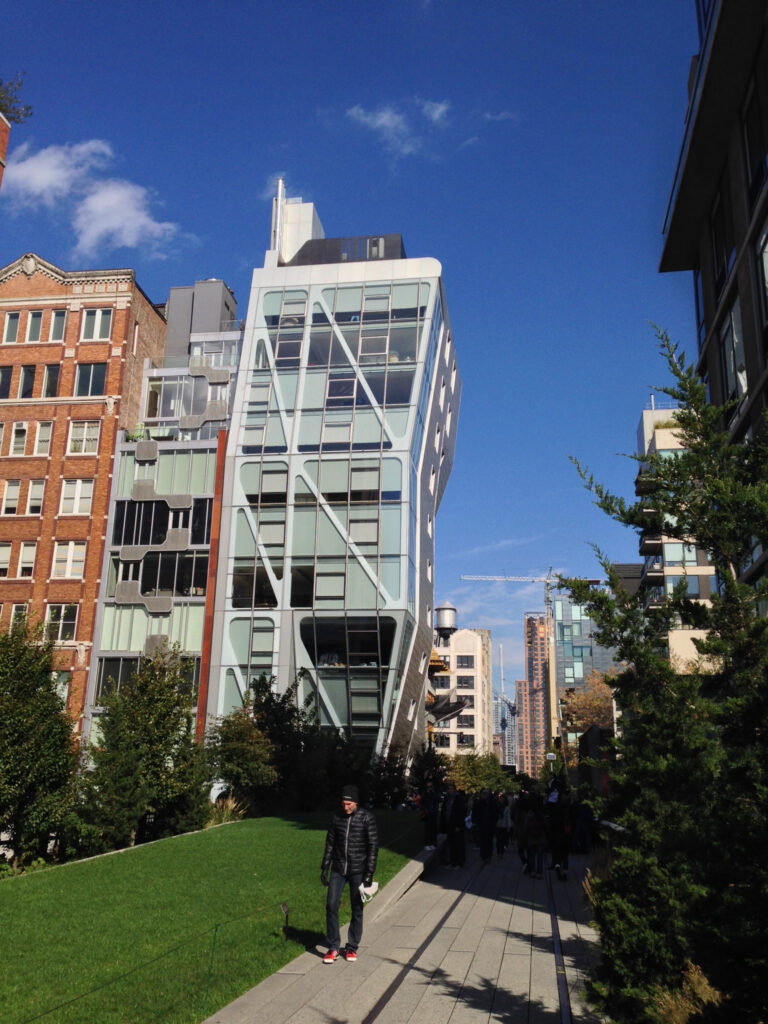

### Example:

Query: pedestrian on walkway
xmin=495 ymin=791 xmax=511 ymax=858
xmin=320 ymin=784 xmax=378 ymax=964
xmin=420 ymin=779 xmax=440 ymax=850
xmin=439 ymin=780 xmax=466 ymax=867
xmin=472 ymin=788 xmax=498 ymax=865
xmin=523 ymin=797 xmax=546 ymax=877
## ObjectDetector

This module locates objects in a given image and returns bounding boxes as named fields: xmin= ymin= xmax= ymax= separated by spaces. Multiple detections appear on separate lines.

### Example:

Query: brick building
xmin=0 ymin=110 xmax=9 ymax=191
xmin=0 ymin=253 xmax=165 ymax=728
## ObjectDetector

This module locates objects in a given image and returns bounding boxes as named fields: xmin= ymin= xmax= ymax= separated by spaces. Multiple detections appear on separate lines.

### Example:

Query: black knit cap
xmin=341 ymin=784 xmax=359 ymax=803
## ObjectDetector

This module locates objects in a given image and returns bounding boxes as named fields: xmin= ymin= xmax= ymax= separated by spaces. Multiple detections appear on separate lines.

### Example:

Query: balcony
xmin=639 ymin=532 xmax=662 ymax=555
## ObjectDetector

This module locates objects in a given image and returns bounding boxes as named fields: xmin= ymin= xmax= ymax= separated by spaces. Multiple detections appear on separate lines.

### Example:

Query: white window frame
xmin=18 ymin=365 xmax=35 ymax=399
xmin=18 ymin=542 xmax=36 ymax=578
xmin=43 ymin=364 xmax=59 ymax=398
xmin=26 ymin=479 xmax=45 ymax=515
xmin=59 ymin=478 xmax=94 ymax=515
xmin=81 ymin=308 xmax=113 ymax=341
xmin=35 ymin=422 xmax=53 ymax=456
xmin=26 ymin=311 xmax=43 ymax=343
xmin=11 ymin=422 xmax=27 ymax=456
xmin=11 ymin=603 xmax=27 ymax=627
xmin=45 ymin=603 xmax=78 ymax=642
xmin=3 ymin=312 xmax=20 ymax=344
xmin=49 ymin=310 xmax=66 ymax=342
xmin=75 ymin=362 xmax=107 ymax=397
xmin=2 ymin=480 xmax=20 ymax=515
xmin=68 ymin=420 xmax=100 ymax=455
xmin=52 ymin=541 xmax=86 ymax=578
xmin=0 ymin=543 xmax=10 ymax=577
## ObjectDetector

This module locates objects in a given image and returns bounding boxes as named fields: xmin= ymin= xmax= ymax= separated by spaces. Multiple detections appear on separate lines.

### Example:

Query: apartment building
xmin=431 ymin=603 xmax=493 ymax=755
xmin=636 ymin=404 xmax=716 ymax=668
xmin=83 ymin=279 xmax=239 ymax=739
xmin=0 ymin=253 xmax=165 ymax=726
xmin=661 ymin=2 xmax=768 ymax=475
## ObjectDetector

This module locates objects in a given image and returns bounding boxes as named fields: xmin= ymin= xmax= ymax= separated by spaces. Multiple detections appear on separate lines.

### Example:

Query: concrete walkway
xmin=204 ymin=842 xmax=602 ymax=1024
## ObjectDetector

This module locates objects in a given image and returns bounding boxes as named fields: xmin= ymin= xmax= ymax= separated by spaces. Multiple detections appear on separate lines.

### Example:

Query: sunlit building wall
xmin=202 ymin=190 xmax=461 ymax=756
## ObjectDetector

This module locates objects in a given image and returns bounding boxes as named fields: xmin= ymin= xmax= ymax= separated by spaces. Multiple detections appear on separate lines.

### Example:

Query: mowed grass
xmin=3 ymin=810 xmax=422 ymax=1024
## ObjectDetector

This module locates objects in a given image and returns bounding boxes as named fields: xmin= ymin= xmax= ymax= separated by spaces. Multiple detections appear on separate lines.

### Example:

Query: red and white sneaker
xmin=344 ymin=949 xmax=357 ymax=962
xmin=323 ymin=949 xmax=340 ymax=964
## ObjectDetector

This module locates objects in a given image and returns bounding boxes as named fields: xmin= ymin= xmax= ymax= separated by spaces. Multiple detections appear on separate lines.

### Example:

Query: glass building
xmin=85 ymin=186 xmax=461 ymax=758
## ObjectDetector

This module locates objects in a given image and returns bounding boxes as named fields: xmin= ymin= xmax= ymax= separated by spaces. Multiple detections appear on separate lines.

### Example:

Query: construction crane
xmin=460 ymin=569 xmax=558 ymax=610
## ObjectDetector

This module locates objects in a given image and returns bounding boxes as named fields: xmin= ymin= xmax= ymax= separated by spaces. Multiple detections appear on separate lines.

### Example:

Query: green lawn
xmin=4 ymin=810 xmax=422 ymax=1024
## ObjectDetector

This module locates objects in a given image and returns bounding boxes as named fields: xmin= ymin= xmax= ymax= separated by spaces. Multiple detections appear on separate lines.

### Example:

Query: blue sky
xmin=2 ymin=1 xmax=699 ymax=689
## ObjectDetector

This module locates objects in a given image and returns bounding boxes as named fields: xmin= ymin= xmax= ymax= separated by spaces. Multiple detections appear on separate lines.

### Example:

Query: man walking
xmin=320 ymin=784 xmax=378 ymax=964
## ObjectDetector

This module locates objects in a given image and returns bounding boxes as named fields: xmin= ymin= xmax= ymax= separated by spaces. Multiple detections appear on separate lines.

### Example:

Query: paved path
xmin=204 ymin=846 xmax=602 ymax=1024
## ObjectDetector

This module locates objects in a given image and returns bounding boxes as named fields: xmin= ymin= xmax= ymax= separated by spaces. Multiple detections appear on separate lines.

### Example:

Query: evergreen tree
xmin=0 ymin=72 xmax=33 ymax=124
xmin=0 ymin=620 xmax=76 ymax=870
xmin=206 ymin=698 xmax=277 ymax=811
xmin=84 ymin=645 xmax=209 ymax=849
xmin=567 ymin=330 xmax=768 ymax=1023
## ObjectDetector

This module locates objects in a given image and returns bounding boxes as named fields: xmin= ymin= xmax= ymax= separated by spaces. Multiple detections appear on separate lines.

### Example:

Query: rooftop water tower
xmin=435 ymin=601 xmax=458 ymax=644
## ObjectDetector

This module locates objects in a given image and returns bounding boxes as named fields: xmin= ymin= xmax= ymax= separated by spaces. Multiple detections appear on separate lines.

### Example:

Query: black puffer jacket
xmin=321 ymin=807 xmax=378 ymax=879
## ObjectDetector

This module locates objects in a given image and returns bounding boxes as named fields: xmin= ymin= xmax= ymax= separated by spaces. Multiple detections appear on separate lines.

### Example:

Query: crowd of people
xmin=417 ymin=779 xmax=595 ymax=878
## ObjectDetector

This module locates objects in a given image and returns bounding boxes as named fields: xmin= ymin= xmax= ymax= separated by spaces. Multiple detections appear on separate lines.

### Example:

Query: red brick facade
xmin=0 ymin=253 xmax=165 ymax=729
xmin=0 ymin=112 xmax=9 ymax=191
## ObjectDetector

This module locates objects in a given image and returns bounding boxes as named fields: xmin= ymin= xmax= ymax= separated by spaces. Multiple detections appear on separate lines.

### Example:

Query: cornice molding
xmin=0 ymin=253 xmax=135 ymax=289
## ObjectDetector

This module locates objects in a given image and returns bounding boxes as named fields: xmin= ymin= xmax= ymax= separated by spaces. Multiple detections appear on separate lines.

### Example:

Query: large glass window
xmin=11 ymin=422 xmax=27 ymax=456
xmin=35 ymin=421 xmax=52 ymax=455
xmin=663 ymin=542 xmax=698 ymax=567
xmin=81 ymin=308 xmax=112 ymax=340
xmin=75 ymin=362 xmax=107 ymax=397
xmin=3 ymin=312 xmax=19 ymax=343
xmin=720 ymin=298 xmax=747 ymax=403
xmin=18 ymin=542 xmax=36 ymax=577
xmin=18 ymin=365 xmax=35 ymax=399
xmin=26 ymin=311 xmax=43 ymax=342
xmin=60 ymin=479 xmax=93 ymax=515
xmin=43 ymin=365 xmax=59 ymax=397
xmin=2 ymin=481 xmax=20 ymax=515
xmin=52 ymin=541 xmax=86 ymax=578
xmin=68 ymin=421 xmax=100 ymax=454
xmin=49 ymin=310 xmax=66 ymax=342
xmin=743 ymin=78 xmax=768 ymax=205
xmin=45 ymin=604 xmax=78 ymax=642
xmin=710 ymin=174 xmax=735 ymax=297
xmin=0 ymin=366 xmax=11 ymax=399
xmin=26 ymin=480 xmax=44 ymax=515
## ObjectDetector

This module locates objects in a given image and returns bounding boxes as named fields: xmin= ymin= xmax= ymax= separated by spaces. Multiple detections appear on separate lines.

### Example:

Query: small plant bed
xmin=4 ymin=810 xmax=422 ymax=1024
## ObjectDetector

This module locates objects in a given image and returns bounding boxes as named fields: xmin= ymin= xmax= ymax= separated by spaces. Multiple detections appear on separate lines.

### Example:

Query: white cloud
xmin=4 ymin=140 xmax=113 ymax=207
xmin=2 ymin=139 xmax=179 ymax=260
xmin=482 ymin=110 xmax=518 ymax=123
xmin=420 ymin=99 xmax=450 ymax=125
xmin=346 ymin=104 xmax=420 ymax=156
xmin=73 ymin=180 xmax=177 ymax=259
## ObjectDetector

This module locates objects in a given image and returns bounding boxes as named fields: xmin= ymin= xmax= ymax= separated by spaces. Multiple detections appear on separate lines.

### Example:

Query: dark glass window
xmin=75 ymin=363 xmax=107 ymax=397
xmin=19 ymin=365 xmax=35 ymax=399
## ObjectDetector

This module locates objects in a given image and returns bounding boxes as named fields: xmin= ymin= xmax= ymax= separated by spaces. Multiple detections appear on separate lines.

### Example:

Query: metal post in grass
xmin=202 ymin=923 xmax=222 ymax=1017
xmin=281 ymin=902 xmax=289 ymax=938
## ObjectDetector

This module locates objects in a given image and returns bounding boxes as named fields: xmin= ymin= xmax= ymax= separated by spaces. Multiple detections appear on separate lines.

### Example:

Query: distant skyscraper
xmin=492 ymin=692 xmax=516 ymax=767
xmin=516 ymin=612 xmax=550 ymax=777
